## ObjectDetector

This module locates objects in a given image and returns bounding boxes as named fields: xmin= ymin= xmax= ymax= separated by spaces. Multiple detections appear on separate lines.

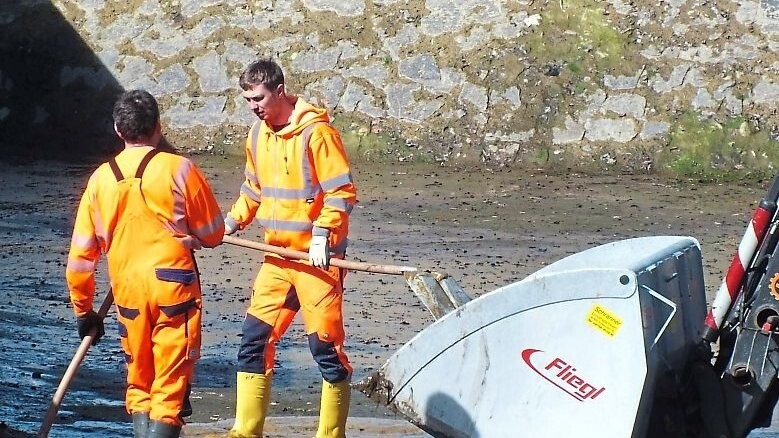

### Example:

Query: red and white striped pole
xmin=702 ymin=202 xmax=775 ymax=342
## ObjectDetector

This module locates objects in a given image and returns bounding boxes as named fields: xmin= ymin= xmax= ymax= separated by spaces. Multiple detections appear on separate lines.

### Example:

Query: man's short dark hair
xmin=112 ymin=90 xmax=159 ymax=142
xmin=239 ymin=58 xmax=285 ymax=91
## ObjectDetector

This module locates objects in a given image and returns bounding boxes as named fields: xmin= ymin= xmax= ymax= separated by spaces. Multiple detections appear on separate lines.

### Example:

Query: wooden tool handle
xmin=38 ymin=290 xmax=114 ymax=437
xmin=222 ymin=235 xmax=417 ymax=276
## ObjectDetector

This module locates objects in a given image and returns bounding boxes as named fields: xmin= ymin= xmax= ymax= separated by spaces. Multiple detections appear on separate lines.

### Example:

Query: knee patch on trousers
xmin=308 ymin=333 xmax=349 ymax=383
xmin=237 ymin=313 xmax=274 ymax=374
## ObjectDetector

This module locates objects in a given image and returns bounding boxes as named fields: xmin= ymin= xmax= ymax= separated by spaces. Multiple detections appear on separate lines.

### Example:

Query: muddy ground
xmin=0 ymin=155 xmax=766 ymax=437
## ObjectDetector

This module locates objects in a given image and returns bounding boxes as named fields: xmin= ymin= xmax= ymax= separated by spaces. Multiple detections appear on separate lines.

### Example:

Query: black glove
xmin=77 ymin=310 xmax=105 ymax=346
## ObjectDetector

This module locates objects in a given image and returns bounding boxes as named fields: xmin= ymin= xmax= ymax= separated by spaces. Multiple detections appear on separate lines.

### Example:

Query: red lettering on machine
xmin=521 ymin=348 xmax=606 ymax=402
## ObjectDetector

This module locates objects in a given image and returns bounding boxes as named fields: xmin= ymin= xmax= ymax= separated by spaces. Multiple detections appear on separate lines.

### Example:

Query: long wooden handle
xmin=38 ymin=290 xmax=114 ymax=438
xmin=222 ymin=235 xmax=417 ymax=275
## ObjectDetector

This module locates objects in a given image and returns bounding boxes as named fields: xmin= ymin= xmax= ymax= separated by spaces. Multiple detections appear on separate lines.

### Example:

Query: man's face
xmin=242 ymin=83 xmax=281 ymax=121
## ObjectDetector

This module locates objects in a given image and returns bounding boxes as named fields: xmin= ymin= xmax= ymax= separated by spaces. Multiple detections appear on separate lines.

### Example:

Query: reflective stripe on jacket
xmin=227 ymin=97 xmax=357 ymax=253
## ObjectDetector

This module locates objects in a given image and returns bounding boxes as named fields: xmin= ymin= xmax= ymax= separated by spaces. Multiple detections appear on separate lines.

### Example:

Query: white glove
xmin=224 ymin=219 xmax=238 ymax=236
xmin=309 ymin=235 xmax=330 ymax=268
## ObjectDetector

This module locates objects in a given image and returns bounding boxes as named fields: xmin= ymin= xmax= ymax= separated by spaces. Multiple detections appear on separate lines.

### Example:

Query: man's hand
xmin=224 ymin=218 xmax=238 ymax=236
xmin=77 ymin=310 xmax=105 ymax=346
xmin=177 ymin=235 xmax=202 ymax=250
xmin=309 ymin=235 xmax=330 ymax=269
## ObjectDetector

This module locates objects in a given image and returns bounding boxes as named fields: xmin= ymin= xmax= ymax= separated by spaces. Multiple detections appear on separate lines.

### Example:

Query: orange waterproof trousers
xmin=237 ymin=256 xmax=352 ymax=383
xmin=114 ymin=273 xmax=201 ymax=426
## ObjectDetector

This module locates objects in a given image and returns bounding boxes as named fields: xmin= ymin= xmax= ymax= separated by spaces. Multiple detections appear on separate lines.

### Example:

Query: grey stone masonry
xmin=5 ymin=0 xmax=779 ymax=167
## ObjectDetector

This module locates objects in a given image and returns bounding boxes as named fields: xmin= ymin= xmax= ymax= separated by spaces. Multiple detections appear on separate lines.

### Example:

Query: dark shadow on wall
xmin=0 ymin=1 xmax=124 ymax=163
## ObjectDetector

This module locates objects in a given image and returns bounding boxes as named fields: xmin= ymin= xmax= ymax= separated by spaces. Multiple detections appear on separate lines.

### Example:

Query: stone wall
xmin=4 ymin=0 xmax=779 ymax=172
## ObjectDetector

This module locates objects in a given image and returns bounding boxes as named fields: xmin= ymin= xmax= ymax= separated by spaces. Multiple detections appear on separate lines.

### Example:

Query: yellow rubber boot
xmin=228 ymin=372 xmax=272 ymax=438
xmin=315 ymin=379 xmax=351 ymax=438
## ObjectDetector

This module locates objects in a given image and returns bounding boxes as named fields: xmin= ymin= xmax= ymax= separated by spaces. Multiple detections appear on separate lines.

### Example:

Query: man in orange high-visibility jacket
xmin=66 ymin=90 xmax=224 ymax=438
xmin=224 ymin=58 xmax=357 ymax=438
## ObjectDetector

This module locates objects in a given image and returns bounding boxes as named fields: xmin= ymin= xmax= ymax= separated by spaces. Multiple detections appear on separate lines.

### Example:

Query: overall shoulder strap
xmin=135 ymin=148 xmax=162 ymax=179
xmin=108 ymin=158 xmax=124 ymax=182
xmin=107 ymin=148 xmax=163 ymax=182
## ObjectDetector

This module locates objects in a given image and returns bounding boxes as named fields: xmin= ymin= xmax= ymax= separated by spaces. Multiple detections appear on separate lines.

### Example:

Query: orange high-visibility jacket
xmin=66 ymin=147 xmax=224 ymax=316
xmin=226 ymin=97 xmax=357 ymax=253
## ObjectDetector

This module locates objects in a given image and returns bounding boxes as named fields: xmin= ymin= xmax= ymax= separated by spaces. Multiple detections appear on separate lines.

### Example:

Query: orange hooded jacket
xmin=226 ymin=97 xmax=356 ymax=254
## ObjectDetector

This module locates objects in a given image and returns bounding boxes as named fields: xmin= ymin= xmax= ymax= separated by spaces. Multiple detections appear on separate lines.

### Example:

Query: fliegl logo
xmin=521 ymin=348 xmax=606 ymax=402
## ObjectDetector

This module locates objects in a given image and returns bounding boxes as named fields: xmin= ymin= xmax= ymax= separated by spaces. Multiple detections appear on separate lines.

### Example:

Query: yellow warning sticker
xmin=586 ymin=304 xmax=623 ymax=337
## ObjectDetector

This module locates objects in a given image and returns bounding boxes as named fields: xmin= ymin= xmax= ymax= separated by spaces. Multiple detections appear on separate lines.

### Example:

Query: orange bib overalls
xmin=106 ymin=149 xmax=202 ymax=426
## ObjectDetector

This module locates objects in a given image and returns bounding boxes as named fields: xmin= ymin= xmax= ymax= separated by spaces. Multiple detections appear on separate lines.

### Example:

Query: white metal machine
xmin=361 ymin=236 xmax=706 ymax=437
xmin=360 ymin=174 xmax=779 ymax=437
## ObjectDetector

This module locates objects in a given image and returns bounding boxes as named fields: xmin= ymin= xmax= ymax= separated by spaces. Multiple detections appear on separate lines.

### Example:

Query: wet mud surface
xmin=0 ymin=157 xmax=764 ymax=436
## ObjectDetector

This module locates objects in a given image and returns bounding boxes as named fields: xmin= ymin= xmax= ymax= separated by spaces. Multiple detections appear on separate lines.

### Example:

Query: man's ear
xmin=275 ymin=83 xmax=285 ymax=96
xmin=113 ymin=122 xmax=125 ymax=140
